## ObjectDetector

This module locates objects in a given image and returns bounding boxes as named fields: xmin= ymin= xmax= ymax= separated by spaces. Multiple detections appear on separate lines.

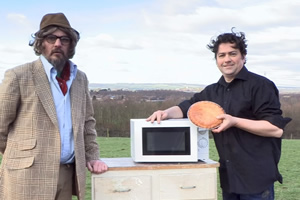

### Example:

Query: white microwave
xmin=130 ymin=118 xmax=209 ymax=163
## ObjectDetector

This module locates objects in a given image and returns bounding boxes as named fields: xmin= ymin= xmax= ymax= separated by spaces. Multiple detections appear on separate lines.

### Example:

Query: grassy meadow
xmin=81 ymin=137 xmax=300 ymax=200
xmin=0 ymin=137 xmax=298 ymax=199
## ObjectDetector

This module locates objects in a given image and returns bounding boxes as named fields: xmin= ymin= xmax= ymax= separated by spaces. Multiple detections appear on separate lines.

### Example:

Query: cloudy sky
xmin=1 ymin=0 xmax=299 ymax=87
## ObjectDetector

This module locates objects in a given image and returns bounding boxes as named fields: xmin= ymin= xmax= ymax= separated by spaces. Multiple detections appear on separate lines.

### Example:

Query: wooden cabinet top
xmin=100 ymin=157 xmax=219 ymax=171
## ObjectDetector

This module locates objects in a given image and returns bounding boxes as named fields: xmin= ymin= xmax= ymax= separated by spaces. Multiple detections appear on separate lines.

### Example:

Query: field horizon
xmin=89 ymin=83 xmax=300 ymax=93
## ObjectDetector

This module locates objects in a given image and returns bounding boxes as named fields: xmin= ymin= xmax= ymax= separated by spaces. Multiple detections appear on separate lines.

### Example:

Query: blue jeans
xmin=222 ymin=184 xmax=274 ymax=200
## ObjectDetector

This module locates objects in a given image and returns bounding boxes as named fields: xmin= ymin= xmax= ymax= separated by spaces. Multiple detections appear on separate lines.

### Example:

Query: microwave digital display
xmin=142 ymin=127 xmax=190 ymax=155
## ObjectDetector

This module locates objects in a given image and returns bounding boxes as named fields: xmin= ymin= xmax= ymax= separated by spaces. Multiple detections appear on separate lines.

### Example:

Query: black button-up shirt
xmin=178 ymin=66 xmax=291 ymax=194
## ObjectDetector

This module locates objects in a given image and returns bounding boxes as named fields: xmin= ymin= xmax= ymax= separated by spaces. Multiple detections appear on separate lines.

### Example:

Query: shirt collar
xmin=40 ymin=55 xmax=77 ymax=82
xmin=218 ymin=66 xmax=249 ymax=86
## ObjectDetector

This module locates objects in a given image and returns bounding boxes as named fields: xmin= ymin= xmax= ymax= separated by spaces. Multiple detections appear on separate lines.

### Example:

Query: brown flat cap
xmin=40 ymin=12 xmax=78 ymax=33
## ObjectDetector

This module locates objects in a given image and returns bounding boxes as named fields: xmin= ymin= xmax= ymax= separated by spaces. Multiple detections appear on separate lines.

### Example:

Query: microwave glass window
xmin=142 ymin=127 xmax=191 ymax=155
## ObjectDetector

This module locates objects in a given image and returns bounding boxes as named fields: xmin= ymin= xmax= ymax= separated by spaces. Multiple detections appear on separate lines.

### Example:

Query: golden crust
xmin=188 ymin=101 xmax=225 ymax=129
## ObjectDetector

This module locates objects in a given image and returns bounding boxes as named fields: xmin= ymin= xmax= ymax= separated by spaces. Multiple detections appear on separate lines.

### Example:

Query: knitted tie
xmin=56 ymin=63 xmax=70 ymax=95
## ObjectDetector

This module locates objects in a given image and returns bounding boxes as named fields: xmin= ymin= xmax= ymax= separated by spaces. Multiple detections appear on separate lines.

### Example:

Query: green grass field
xmin=0 ymin=137 xmax=298 ymax=199
xmin=84 ymin=137 xmax=300 ymax=200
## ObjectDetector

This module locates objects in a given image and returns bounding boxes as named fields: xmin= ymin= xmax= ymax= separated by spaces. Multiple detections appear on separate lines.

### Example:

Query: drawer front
xmin=159 ymin=172 xmax=216 ymax=200
xmin=93 ymin=175 xmax=152 ymax=200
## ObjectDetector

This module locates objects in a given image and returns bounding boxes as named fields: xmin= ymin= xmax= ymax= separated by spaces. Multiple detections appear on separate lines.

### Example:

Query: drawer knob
xmin=113 ymin=189 xmax=131 ymax=193
xmin=180 ymin=186 xmax=196 ymax=189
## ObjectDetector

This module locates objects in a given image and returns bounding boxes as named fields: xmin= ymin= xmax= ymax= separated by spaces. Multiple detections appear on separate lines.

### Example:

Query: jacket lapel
xmin=70 ymin=72 xmax=84 ymax=141
xmin=32 ymin=59 xmax=59 ymax=128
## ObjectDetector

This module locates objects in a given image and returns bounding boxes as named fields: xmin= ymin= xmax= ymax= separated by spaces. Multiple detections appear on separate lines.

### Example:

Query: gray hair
xmin=29 ymin=26 xmax=80 ymax=59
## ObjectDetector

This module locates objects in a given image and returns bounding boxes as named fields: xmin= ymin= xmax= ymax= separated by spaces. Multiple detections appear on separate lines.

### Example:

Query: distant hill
xmin=89 ymin=83 xmax=300 ymax=93
xmin=89 ymin=83 xmax=206 ymax=92
xmin=277 ymin=86 xmax=300 ymax=94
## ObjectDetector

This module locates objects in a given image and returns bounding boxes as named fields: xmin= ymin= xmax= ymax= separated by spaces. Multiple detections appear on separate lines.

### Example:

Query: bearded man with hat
xmin=0 ymin=12 xmax=108 ymax=200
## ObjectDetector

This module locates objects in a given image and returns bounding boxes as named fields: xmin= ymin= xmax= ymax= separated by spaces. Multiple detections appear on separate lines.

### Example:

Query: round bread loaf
xmin=188 ymin=101 xmax=225 ymax=129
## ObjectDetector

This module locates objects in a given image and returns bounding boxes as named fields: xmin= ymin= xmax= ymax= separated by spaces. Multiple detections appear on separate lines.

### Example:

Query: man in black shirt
xmin=147 ymin=29 xmax=291 ymax=200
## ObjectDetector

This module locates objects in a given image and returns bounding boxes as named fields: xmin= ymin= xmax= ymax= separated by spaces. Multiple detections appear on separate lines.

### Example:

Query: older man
xmin=0 ymin=13 xmax=107 ymax=200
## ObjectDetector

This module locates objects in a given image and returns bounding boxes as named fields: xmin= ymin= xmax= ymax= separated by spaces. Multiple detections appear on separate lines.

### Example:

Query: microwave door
xmin=142 ymin=127 xmax=191 ymax=155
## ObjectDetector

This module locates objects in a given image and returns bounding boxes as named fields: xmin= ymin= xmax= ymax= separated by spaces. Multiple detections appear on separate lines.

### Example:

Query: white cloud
xmin=83 ymin=34 xmax=144 ymax=50
xmin=6 ymin=13 xmax=30 ymax=27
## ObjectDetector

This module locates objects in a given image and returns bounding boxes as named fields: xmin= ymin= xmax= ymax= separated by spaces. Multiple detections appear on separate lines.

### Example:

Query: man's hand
xmin=211 ymin=114 xmax=237 ymax=133
xmin=86 ymin=160 xmax=108 ymax=174
xmin=146 ymin=110 xmax=168 ymax=123
xmin=146 ymin=106 xmax=184 ymax=123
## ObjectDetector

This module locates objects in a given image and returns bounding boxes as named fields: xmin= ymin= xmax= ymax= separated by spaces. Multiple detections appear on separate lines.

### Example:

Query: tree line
xmin=91 ymin=90 xmax=300 ymax=139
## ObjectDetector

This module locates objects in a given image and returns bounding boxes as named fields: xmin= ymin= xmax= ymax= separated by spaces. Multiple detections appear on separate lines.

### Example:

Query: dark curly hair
xmin=207 ymin=28 xmax=247 ymax=63
xmin=29 ymin=26 xmax=80 ymax=59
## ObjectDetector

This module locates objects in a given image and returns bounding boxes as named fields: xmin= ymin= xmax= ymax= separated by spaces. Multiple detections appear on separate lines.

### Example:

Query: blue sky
xmin=1 ymin=0 xmax=300 ymax=87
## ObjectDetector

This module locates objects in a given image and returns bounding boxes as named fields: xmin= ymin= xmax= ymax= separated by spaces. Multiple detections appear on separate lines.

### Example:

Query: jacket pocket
xmin=18 ymin=138 xmax=37 ymax=151
xmin=6 ymin=156 xmax=34 ymax=169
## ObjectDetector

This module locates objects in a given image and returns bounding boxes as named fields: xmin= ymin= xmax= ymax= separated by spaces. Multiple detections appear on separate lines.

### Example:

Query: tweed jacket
xmin=0 ymin=59 xmax=100 ymax=200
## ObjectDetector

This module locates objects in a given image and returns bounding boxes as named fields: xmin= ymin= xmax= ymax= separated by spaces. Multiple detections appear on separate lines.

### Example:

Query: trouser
xmin=222 ymin=184 xmax=274 ymax=200
xmin=55 ymin=163 xmax=75 ymax=200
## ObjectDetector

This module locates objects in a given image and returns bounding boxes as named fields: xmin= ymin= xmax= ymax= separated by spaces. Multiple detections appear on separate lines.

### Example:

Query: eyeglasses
xmin=45 ymin=35 xmax=71 ymax=45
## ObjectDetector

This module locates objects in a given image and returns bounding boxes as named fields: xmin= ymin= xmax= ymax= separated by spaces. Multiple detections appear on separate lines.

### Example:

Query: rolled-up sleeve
xmin=252 ymin=80 xmax=292 ymax=129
